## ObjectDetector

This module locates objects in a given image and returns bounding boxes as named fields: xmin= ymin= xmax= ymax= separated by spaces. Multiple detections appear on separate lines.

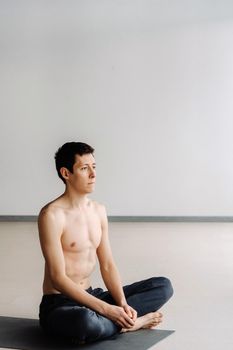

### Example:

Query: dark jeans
xmin=39 ymin=276 xmax=173 ymax=344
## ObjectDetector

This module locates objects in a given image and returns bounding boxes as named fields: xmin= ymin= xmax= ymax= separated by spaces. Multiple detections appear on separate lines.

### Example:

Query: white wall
xmin=1 ymin=0 xmax=233 ymax=215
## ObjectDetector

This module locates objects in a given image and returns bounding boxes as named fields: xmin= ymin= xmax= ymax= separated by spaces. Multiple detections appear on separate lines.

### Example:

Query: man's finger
xmin=127 ymin=306 xmax=137 ymax=321
xmin=132 ymin=310 xmax=137 ymax=321
xmin=124 ymin=315 xmax=135 ymax=327
xmin=124 ymin=305 xmax=133 ymax=318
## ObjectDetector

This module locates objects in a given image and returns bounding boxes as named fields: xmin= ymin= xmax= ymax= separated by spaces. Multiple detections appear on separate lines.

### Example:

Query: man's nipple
xmin=70 ymin=242 xmax=76 ymax=248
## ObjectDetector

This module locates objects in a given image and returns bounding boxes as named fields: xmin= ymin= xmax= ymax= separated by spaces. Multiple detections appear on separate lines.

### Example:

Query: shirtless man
xmin=38 ymin=142 xmax=173 ymax=344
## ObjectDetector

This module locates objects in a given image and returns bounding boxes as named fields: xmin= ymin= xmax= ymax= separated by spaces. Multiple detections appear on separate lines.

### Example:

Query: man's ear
xmin=60 ymin=167 xmax=70 ymax=182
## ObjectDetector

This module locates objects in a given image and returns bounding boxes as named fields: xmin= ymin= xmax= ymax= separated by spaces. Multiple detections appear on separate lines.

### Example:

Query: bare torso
xmin=42 ymin=198 xmax=102 ymax=294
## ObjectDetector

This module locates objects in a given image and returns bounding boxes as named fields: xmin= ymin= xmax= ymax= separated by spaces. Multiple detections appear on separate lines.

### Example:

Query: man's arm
xmin=38 ymin=208 xmax=134 ymax=328
xmin=97 ymin=205 xmax=137 ymax=322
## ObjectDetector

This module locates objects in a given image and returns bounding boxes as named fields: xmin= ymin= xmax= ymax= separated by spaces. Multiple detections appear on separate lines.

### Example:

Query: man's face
xmin=68 ymin=153 xmax=96 ymax=193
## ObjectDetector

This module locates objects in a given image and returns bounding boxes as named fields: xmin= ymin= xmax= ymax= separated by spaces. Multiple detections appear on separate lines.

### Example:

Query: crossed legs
xmin=39 ymin=276 xmax=173 ymax=344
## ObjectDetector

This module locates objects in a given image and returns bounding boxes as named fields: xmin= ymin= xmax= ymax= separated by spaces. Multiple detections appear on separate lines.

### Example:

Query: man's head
xmin=55 ymin=142 xmax=95 ymax=185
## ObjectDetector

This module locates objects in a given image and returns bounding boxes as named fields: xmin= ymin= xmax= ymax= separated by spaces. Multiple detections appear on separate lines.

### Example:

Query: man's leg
xmin=39 ymin=294 xmax=119 ymax=344
xmin=45 ymin=306 xmax=119 ymax=343
xmin=123 ymin=276 xmax=173 ymax=316
xmin=94 ymin=276 xmax=173 ymax=331
xmin=96 ymin=276 xmax=173 ymax=317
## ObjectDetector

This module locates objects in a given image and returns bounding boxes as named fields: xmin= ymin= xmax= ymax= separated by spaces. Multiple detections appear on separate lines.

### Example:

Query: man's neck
xmin=62 ymin=189 xmax=90 ymax=209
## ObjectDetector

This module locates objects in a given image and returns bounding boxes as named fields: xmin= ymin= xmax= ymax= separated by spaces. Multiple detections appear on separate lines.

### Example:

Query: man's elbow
xmin=50 ymin=272 xmax=67 ymax=292
xmin=100 ymin=261 xmax=116 ymax=274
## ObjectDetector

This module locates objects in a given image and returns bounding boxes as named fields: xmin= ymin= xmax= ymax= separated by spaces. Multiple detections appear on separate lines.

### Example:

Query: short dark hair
xmin=55 ymin=142 xmax=95 ymax=183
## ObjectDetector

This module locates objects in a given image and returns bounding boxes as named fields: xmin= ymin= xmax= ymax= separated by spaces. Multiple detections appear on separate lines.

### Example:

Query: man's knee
xmin=73 ymin=307 xmax=116 ymax=343
xmin=73 ymin=308 xmax=103 ymax=342
xmin=151 ymin=276 xmax=174 ymax=302
xmin=159 ymin=277 xmax=173 ymax=301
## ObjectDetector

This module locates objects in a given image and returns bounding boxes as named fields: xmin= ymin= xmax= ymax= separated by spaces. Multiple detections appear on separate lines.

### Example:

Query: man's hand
xmin=122 ymin=304 xmax=137 ymax=322
xmin=104 ymin=304 xmax=136 ymax=329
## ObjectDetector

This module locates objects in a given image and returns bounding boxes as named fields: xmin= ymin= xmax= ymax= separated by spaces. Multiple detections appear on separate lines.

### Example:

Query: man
xmin=38 ymin=142 xmax=173 ymax=344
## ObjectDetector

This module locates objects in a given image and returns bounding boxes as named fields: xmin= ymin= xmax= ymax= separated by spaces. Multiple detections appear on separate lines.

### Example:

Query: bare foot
xmin=120 ymin=312 xmax=163 ymax=333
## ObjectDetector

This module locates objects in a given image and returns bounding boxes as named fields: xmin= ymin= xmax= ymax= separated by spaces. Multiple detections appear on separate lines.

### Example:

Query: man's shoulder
xmin=38 ymin=198 xmax=64 ymax=222
xmin=91 ymin=200 xmax=108 ymax=225
xmin=91 ymin=200 xmax=106 ymax=214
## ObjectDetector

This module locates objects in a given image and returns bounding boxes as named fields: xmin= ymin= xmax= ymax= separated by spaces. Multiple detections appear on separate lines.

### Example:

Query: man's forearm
xmin=52 ymin=274 xmax=109 ymax=315
xmin=100 ymin=263 xmax=127 ymax=306
xmin=53 ymin=273 xmax=134 ymax=328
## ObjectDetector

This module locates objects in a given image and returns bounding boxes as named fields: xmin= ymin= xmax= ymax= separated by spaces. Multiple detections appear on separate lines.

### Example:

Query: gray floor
xmin=0 ymin=221 xmax=233 ymax=350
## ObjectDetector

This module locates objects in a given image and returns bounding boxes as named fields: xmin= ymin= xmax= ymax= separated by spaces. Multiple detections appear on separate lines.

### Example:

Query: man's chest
xmin=61 ymin=213 xmax=102 ymax=252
